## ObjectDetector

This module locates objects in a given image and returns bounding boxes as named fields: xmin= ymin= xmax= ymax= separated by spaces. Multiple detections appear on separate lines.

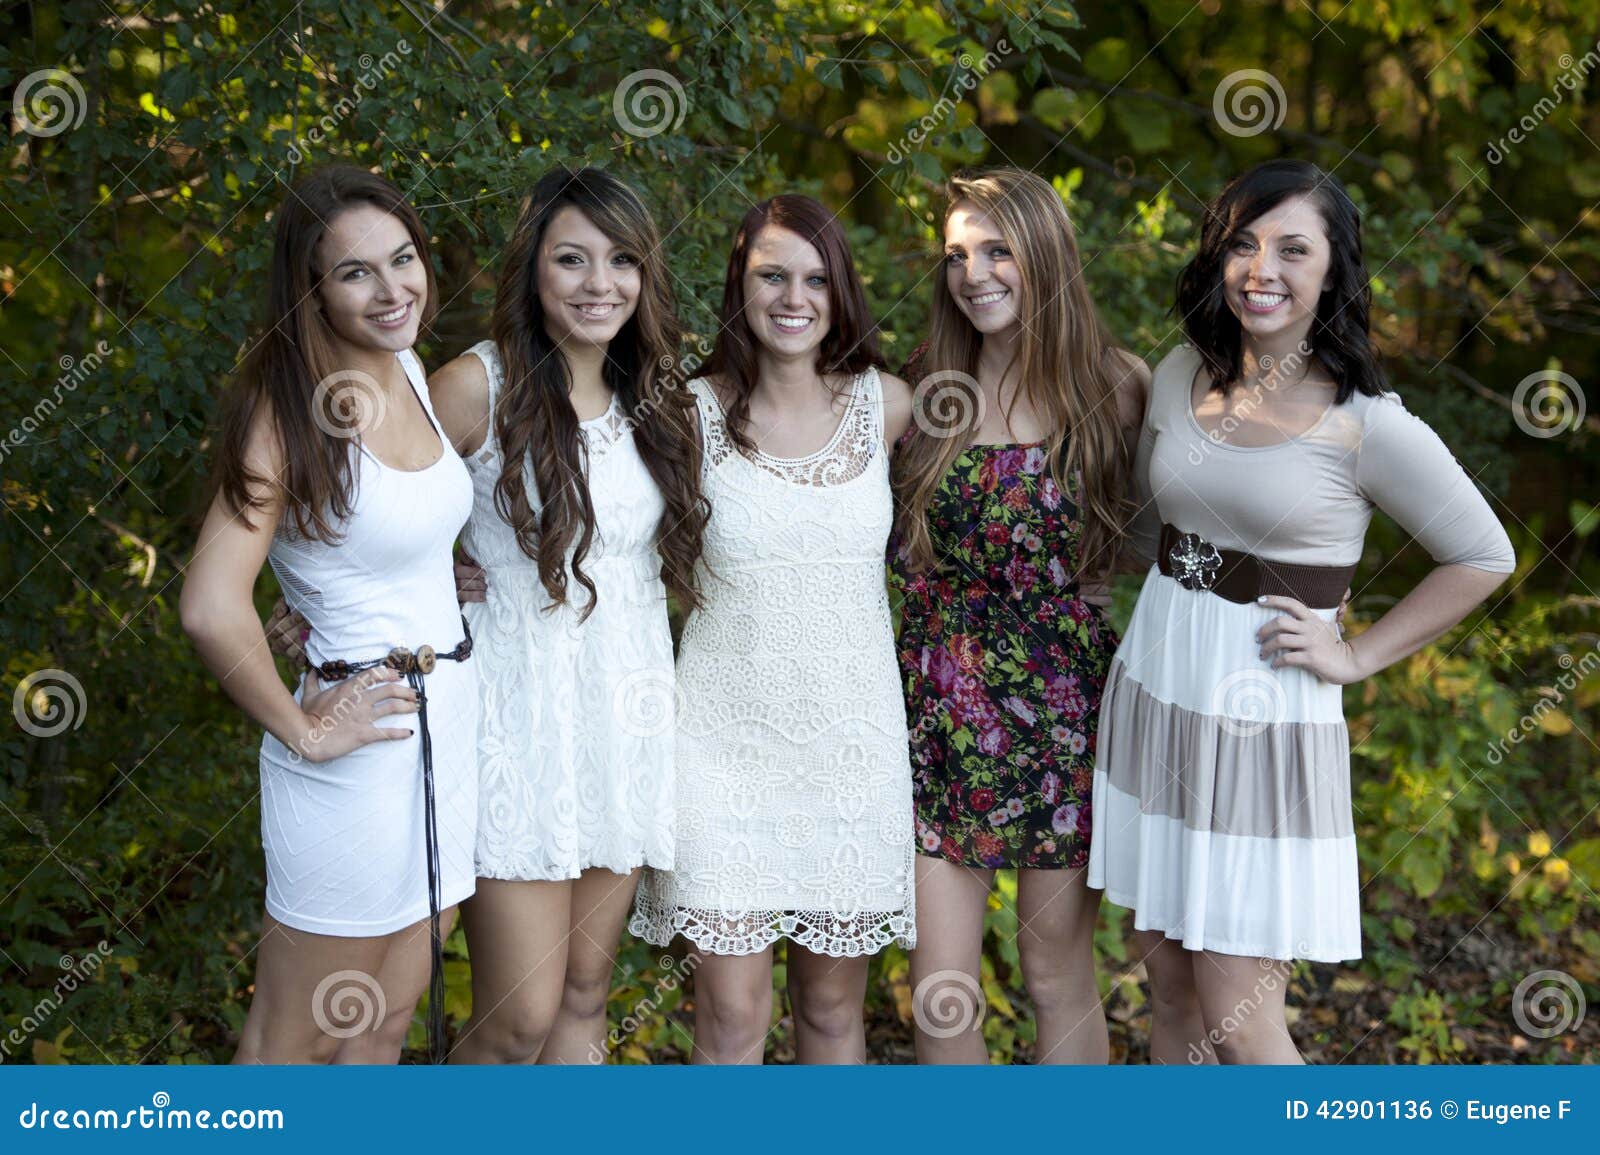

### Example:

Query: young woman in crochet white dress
xmin=630 ymin=194 xmax=917 ymax=1063
xmin=429 ymin=169 xmax=706 ymax=1064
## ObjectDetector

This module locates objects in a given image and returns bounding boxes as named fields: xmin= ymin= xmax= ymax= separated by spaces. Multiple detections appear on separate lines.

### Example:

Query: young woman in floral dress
xmin=890 ymin=167 xmax=1148 ymax=1064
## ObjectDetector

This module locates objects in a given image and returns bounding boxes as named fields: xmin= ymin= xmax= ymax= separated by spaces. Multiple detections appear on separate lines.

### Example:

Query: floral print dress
xmin=890 ymin=441 xmax=1118 ymax=870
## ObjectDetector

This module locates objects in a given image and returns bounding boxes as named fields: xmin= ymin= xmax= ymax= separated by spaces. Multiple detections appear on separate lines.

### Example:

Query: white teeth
xmin=1245 ymin=291 xmax=1287 ymax=306
xmin=772 ymin=316 xmax=812 ymax=331
xmin=968 ymin=289 xmax=1009 ymax=305
xmin=371 ymin=305 xmax=408 ymax=323
xmin=578 ymin=303 xmax=614 ymax=317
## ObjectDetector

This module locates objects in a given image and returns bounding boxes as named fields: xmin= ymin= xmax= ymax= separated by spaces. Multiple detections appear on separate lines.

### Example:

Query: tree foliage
xmin=2 ymin=1 xmax=1595 ymax=1063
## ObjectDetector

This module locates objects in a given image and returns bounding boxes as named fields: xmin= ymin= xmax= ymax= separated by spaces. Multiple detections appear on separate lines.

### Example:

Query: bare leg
xmin=236 ymin=911 xmax=431 ymax=1065
xmin=539 ymin=867 xmax=642 ymax=1064
xmin=1191 ymin=949 xmax=1302 ymax=1064
xmin=787 ymin=944 xmax=869 ymax=1064
xmin=1016 ymin=866 xmax=1108 ymax=1064
xmin=450 ymin=878 xmax=573 ymax=1064
xmin=908 ymin=856 xmax=994 ymax=1064
xmin=331 ymin=906 xmax=460 ymax=1063
xmin=1129 ymin=929 xmax=1212 ymax=1064
xmin=691 ymin=947 xmax=773 ymax=1064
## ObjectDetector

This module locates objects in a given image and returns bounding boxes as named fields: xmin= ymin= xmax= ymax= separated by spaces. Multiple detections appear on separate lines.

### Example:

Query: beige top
xmin=1128 ymin=345 xmax=1514 ymax=573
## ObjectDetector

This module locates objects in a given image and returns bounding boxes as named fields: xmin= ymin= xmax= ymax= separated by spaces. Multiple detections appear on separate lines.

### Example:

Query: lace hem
xmin=628 ymin=902 xmax=916 ymax=957
xmin=476 ymin=849 xmax=666 ymax=884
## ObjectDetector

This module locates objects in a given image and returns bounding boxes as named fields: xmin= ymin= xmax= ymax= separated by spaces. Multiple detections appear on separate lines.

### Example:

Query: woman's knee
xmin=559 ymin=963 xmax=615 ymax=1023
xmin=793 ymin=981 xmax=863 ymax=1040
xmin=697 ymin=978 xmax=771 ymax=1044
xmin=471 ymin=996 xmax=559 ymax=1061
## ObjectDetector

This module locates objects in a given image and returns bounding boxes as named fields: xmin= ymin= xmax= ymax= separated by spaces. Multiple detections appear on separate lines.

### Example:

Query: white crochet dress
xmin=630 ymin=369 xmax=916 ymax=957
xmin=460 ymin=340 xmax=675 ymax=881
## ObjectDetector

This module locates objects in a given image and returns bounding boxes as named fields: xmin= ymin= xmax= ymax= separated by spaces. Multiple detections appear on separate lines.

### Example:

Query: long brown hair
xmin=491 ymin=167 xmax=706 ymax=616
xmin=893 ymin=167 xmax=1131 ymax=580
xmin=216 ymin=165 xmax=438 ymax=541
xmin=700 ymin=195 xmax=883 ymax=452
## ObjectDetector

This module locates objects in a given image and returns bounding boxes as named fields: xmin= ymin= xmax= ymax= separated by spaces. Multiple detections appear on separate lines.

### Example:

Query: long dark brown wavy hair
xmin=893 ymin=167 xmax=1133 ymax=581
xmin=215 ymin=165 xmax=437 ymax=541
xmin=700 ymin=195 xmax=883 ymax=452
xmin=491 ymin=167 xmax=706 ymax=617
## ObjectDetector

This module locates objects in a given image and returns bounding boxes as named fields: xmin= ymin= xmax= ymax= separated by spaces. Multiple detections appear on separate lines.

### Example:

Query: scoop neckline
xmin=701 ymin=370 xmax=868 ymax=465
xmin=356 ymin=351 xmax=449 ymax=475
xmin=1183 ymin=355 xmax=1337 ymax=453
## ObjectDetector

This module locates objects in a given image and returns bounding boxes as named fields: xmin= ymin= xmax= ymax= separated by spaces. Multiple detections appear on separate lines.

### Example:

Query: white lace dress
xmin=460 ymin=340 xmax=675 ymax=881
xmin=629 ymin=369 xmax=917 ymax=957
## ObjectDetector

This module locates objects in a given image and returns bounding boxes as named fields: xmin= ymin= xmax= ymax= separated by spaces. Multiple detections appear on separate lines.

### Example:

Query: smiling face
xmin=741 ymin=224 xmax=832 ymax=358
xmin=314 ymin=203 xmax=428 ymax=354
xmin=537 ymin=204 xmax=642 ymax=350
xmin=943 ymin=201 xmax=1024 ymax=337
xmin=1221 ymin=193 xmax=1333 ymax=349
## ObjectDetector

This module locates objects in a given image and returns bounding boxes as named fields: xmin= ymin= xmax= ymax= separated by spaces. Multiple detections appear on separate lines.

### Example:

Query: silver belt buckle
xmin=1168 ymin=531 xmax=1223 ymax=592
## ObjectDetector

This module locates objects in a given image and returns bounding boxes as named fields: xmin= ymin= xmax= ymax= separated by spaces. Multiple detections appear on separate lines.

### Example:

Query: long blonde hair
xmin=893 ymin=167 xmax=1131 ymax=580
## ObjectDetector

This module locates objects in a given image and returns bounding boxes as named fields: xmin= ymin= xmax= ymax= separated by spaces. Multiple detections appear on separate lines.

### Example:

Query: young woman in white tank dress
xmin=630 ymin=195 xmax=917 ymax=1064
xmin=182 ymin=167 xmax=478 ymax=1064
xmin=1089 ymin=160 xmax=1513 ymax=1063
xmin=425 ymin=169 xmax=706 ymax=1064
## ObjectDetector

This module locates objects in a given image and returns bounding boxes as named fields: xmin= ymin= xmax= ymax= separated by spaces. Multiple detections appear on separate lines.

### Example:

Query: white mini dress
xmin=260 ymin=349 xmax=479 ymax=937
xmin=460 ymin=341 xmax=676 ymax=882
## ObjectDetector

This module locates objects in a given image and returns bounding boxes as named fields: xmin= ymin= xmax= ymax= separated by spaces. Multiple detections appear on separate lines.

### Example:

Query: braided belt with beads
xmin=307 ymin=614 xmax=472 ymax=1065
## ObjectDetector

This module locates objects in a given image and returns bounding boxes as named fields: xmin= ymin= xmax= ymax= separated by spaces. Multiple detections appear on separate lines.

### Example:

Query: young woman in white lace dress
xmin=423 ymin=169 xmax=706 ymax=1063
xmin=630 ymin=195 xmax=916 ymax=1064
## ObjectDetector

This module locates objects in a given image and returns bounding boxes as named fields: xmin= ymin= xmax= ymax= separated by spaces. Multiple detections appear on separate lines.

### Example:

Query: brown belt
xmin=1157 ymin=524 xmax=1354 ymax=610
